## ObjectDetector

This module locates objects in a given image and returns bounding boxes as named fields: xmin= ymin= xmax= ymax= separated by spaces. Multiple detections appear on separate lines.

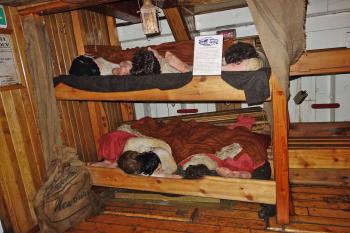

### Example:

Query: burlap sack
xmin=34 ymin=147 xmax=102 ymax=233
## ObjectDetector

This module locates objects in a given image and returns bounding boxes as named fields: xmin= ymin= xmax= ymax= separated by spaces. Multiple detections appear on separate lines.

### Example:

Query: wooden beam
xmin=156 ymin=0 xmax=179 ymax=9
xmin=178 ymin=0 xmax=242 ymax=4
xmin=55 ymin=75 xmax=249 ymax=101
xmin=18 ymin=0 xmax=120 ymax=15
xmin=271 ymin=73 xmax=290 ymax=224
xmin=290 ymin=122 xmax=350 ymax=137
xmin=163 ymin=7 xmax=191 ymax=41
xmin=290 ymin=48 xmax=350 ymax=77
xmin=87 ymin=166 xmax=276 ymax=204
xmin=91 ymin=1 xmax=140 ymax=23
xmin=289 ymin=148 xmax=350 ymax=169
xmin=106 ymin=16 xmax=120 ymax=48
xmin=71 ymin=11 xmax=85 ymax=55
xmin=290 ymin=168 xmax=350 ymax=187
xmin=0 ymin=0 xmax=48 ymax=6
xmin=178 ymin=0 xmax=247 ymax=15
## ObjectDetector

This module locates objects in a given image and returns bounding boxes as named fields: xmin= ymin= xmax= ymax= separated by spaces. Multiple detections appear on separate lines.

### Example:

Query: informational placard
xmin=0 ymin=34 xmax=20 ymax=86
xmin=0 ymin=5 xmax=7 ymax=28
xmin=192 ymin=35 xmax=223 ymax=75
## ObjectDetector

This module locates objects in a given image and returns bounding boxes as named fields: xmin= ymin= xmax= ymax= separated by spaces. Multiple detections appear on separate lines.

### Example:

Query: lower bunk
xmin=87 ymin=107 xmax=278 ymax=223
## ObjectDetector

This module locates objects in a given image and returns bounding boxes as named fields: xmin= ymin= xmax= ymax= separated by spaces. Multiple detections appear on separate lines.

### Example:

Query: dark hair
xmin=69 ymin=55 xmax=100 ymax=76
xmin=136 ymin=151 xmax=161 ymax=175
xmin=118 ymin=150 xmax=161 ymax=176
xmin=130 ymin=50 xmax=161 ymax=75
xmin=118 ymin=150 xmax=142 ymax=174
xmin=224 ymin=42 xmax=259 ymax=64
xmin=184 ymin=164 xmax=214 ymax=179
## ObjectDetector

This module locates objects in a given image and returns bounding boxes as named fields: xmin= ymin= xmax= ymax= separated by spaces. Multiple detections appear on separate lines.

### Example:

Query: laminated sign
xmin=0 ymin=34 xmax=20 ymax=87
xmin=193 ymin=35 xmax=223 ymax=75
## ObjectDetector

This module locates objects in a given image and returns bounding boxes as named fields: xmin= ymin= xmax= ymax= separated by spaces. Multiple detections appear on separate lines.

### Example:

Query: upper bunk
xmin=54 ymin=43 xmax=350 ymax=102
xmin=54 ymin=39 xmax=272 ymax=103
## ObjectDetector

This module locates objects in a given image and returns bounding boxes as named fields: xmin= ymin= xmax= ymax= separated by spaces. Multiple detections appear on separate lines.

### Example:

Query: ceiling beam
xmin=178 ymin=0 xmax=247 ymax=15
xmin=17 ymin=0 xmax=121 ymax=15
xmin=163 ymin=6 xmax=191 ymax=41
xmin=90 ymin=0 xmax=140 ymax=23
xmin=156 ymin=0 xmax=178 ymax=9
xmin=0 ymin=0 xmax=48 ymax=6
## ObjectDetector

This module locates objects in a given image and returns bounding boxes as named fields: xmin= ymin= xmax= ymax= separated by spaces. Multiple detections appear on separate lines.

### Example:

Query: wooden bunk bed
xmin=54 ymin=42 xmax=350 ymax=225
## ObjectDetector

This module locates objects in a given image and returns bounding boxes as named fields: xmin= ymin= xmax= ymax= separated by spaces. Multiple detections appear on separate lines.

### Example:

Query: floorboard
xmin=66 ymin=184 xmax=350 ymax=233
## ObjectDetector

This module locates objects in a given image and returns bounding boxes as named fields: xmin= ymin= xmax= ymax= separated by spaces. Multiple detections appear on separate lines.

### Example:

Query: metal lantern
xmin=140 ymin=0 xmax=160 ymax=36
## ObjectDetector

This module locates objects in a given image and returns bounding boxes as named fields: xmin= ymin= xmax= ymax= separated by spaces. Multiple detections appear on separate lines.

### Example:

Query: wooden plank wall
xmin=42 ymin=9 xmax=126 ymax=162
xmin=78 ymin=10 xmax=127 ymax=132
xmin=0 ymin=7 xmax=45 ymax=233
xmin=42 ymin=12 xmax=97 ymax=162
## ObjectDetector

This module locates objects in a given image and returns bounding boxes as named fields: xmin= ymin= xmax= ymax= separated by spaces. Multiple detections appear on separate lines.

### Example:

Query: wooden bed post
xmin=271 ymin=73 xmax=290 ymax=224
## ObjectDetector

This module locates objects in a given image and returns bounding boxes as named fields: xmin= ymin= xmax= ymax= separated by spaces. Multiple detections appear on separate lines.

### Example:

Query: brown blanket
xmin=131 ymin=117 xmax=270 ymax=164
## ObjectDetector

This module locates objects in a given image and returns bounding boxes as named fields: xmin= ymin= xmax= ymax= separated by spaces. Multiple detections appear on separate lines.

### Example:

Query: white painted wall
xmin=116 ymin=0 xmax=350 ymax=122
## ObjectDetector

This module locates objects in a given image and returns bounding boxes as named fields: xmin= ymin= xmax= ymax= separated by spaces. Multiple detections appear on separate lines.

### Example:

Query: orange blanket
xmin=131 ymin=117 xmax=270 ymax=164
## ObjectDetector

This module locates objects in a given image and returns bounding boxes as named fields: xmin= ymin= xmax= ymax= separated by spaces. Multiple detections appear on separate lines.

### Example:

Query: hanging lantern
xmin=140 ymin=0 xmax=160 ymax=36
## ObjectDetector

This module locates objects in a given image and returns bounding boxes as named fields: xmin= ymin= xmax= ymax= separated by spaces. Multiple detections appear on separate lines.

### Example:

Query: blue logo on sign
xmin=199 ymin=37 xmax=219 ymax=46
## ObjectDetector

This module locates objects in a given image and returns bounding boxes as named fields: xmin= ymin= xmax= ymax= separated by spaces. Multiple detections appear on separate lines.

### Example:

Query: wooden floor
xmin=67 ymin=184 xmax=350 ymax=233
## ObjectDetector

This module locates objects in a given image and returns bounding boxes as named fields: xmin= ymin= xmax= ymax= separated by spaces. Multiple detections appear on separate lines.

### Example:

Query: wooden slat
xmin=114 ymin=191 xmax=220 ymax=203
xmin=87 ymin=166 xmax=276 ymax=204
xmin=291 ymin=215 xmax=350 ymax=227
xmin=55 ymin=75 xmax=249 ymax=101
xmin=72 ymin=213 xmax=252 ymax=233
xmin=0 ymin=93 xmax=35 ymax=233
xmin=104 ymin=204 xmax=195 ymax=222
xmin=308 ymin=207 xmax=350 ymax=219
xmin=290 ymin=168 xmax=350 ymax=186
xmin=71 ymin=10 xmax=85 ymax=56
xmin=106 ymin=15 xmax=119 ymax=47
xmin=284 ymin=222 xmax=350 ymax=233
xmin=291 ymin=185 xmax=350 ymax=195
xmin=271 ymin=73 xmax=290 ymax=224
xmin=289 ymin=122 xmax=350 ymax=138
xmin=289 ymin=149 xmax=350 ymax=169
xmin=290 ymin=48 xmax=350 ymax=77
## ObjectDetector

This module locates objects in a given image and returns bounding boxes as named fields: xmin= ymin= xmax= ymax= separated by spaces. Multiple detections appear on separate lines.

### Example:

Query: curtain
xmin=246 ymin=0 xmax=306 ymax=96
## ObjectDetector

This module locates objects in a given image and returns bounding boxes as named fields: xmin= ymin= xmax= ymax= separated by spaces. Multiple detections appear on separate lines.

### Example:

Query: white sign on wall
xmin=193 ymin=35 xmax=223 ymax=75
xmin=0 ymin=34 xmax=20 ymax=87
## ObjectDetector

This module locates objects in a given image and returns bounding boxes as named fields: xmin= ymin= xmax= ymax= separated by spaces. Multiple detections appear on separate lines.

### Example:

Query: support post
xmin=271 ymin=73 xmax=290 ymax=224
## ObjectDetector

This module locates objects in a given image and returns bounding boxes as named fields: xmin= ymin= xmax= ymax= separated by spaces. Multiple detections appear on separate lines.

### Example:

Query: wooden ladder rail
xmin=271 ymin=72 xmax=290 ymax=224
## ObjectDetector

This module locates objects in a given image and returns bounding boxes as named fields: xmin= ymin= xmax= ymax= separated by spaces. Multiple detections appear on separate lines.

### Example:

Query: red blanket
xmin=131 ymin=117 xmax=270 ymax=164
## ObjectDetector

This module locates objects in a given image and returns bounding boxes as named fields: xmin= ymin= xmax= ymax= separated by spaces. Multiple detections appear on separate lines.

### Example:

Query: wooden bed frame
xmin=54 ymin=45 xmax=350 ymax=225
